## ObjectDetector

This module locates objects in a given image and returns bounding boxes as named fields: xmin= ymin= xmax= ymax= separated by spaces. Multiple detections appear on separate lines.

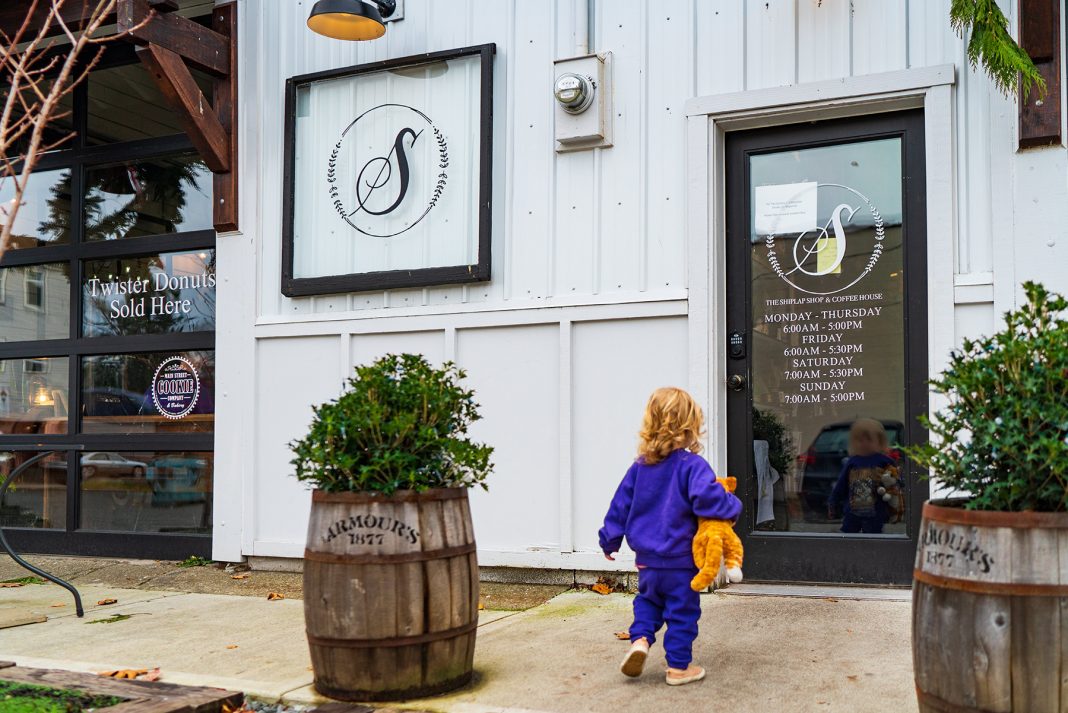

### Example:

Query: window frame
xmin=0 ymin=44 xmax=215 ymax=559
xmin=22 ymin=267 xmax=45 ymax=311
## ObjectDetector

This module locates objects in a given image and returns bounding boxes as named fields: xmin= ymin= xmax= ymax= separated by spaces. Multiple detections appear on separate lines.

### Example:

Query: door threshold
xmin=716 ymin=582 xmax=911 ymax=602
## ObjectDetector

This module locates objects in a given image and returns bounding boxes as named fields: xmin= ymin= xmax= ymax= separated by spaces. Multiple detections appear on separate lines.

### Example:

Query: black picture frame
xmin=280 ymin=43 xmax=496 ymax=297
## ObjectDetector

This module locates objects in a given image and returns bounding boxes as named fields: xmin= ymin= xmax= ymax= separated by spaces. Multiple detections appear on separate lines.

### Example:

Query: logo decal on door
xmin=757 ymin=182 xmax=885 ymax=296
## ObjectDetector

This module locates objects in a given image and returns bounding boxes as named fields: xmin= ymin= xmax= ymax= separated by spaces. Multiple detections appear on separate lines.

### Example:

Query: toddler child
xmin=827 ymin=418 xmax=903 ymax=534
xmin=599 ymin=387 xmax=742 ymax=686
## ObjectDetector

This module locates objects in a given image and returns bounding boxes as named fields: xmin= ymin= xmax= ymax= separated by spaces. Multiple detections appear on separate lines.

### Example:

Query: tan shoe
xmin=620 ymin=638 xmax=649 ymax=677
xmin=665 ymin=665 xmax=706 ymax=686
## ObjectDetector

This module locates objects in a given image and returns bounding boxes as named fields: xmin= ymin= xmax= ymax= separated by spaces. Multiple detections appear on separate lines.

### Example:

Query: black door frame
xmin=724 ymin=110 xmax=929 ymax=585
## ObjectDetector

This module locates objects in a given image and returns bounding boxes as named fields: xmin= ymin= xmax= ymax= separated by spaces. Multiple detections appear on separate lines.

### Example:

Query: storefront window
xmin=748 ymin=137 xmax=906 ymax=535
xmin=0 ymin=168 xmax=72 ymax=248
xmin=83 ymin=249 xmax=216 ymax=337
xmin=0 ymin=262 xmax=70 ymax=341
xmin=0 ymin=50 xmax=215 ymax=558
xmin=0 ymin=451 xmax=67 ymax=529
xmin=84 ymin=154 xmax=212 ymax=240
xmin=81 ymin=351 xmax=214 ymax=434
xmin=0 ymin=357 xmax=69 ymax=435
xmin=80 ymin=450 xmax=212 ymax=533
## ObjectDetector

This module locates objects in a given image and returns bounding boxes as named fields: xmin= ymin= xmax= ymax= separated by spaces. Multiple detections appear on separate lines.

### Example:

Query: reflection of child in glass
xmin=828 ymin=418 xmax=902 ymax=534
xmin=599 ymin=387 xmax=742 ymax=686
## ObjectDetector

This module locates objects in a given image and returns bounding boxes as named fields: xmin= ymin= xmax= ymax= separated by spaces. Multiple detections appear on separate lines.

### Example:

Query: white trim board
xmin=684 ymin=64 xmax=957 ymax=488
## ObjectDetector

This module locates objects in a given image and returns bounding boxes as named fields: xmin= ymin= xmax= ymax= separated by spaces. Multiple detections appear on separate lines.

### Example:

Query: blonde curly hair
xmin=637 ymin=387 xmax=705 ymax=465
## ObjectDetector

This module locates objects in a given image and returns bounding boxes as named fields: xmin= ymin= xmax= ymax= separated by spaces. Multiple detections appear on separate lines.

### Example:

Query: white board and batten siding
xmin=213 ymin=0 xmax=1068 ymax=567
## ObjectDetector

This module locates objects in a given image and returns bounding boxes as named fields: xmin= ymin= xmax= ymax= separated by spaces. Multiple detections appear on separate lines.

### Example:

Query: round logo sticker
xmin=763 ymin=183 xmax=885 ymax=296
xmin=151 ymin=356 xmax=200 ymax=420
xmin=327 ymin=103 xmax=449 ymax=238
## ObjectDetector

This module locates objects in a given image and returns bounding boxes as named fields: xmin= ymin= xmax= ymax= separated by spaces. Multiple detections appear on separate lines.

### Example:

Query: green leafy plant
xmin=752 ymin=408 xmax=794 ymax=476
xmin=0 ymin=679 xmax=124 ymax=712
xmin=290 ymin=354 xmax=493 ymax=495
xmin=176 ymin=555 xmax=213 ymax=568
xmin=907 ymin=282 xmax=1068 ymax=511
xmin=950 ymin=0 xmax=1045 ymax=98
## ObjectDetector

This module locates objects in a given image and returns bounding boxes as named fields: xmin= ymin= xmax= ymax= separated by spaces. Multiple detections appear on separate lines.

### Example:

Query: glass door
xmin=724 ymin=110 xmax=928 ymax=584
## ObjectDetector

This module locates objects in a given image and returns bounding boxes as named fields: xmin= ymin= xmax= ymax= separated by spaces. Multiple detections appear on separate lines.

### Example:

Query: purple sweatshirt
xmin=599 ymin=449 xmax=743 ymax=569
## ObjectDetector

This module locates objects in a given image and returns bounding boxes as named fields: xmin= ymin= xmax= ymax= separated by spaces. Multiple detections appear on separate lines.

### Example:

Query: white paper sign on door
xmin=754 ymin=181 xmax=817 ymax=235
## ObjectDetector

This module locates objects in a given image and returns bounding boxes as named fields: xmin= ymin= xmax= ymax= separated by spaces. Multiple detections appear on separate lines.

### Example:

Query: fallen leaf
xmin=142 ymin=668 xmax=161 ymax=682
xmin=97 ymin=598 xmax=118 ymax=606
xmin=230 ymin=574 xmax=250 ymax=580
xmin=0 ymin=582 xmax=23 ymax=588
xmin=266 ymin=592 xmax=284 ymax=601
xmin=226 ymin=644 xmax=239 ymax=650
xmin=99 ymin=669 xmax=148 ymax=680
xmin=477 ymin=602 xmax=485 ymax=611
xmin=223 ymin=703 xmax=255 ymax=713
xmin=823 ymin=597 xmax=839 ymax=603
xmin=50 ymin=603 xmax=66 ymax=608
xmin=590 ymin=582 xmax=612 ymax=595
xmin=847 ymin=675 xmax=858 ymax=682
xmin=614 ymin=631 xmax=630 ymax=640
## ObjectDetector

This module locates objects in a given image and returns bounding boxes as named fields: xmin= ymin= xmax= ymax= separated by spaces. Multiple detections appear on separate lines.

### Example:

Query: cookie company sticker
xmin=151 ymin=356 xmax=200 ymax=420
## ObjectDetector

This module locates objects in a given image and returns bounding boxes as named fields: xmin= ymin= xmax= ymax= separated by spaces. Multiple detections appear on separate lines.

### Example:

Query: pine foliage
xmin=950 ymin=0 xmax=1045 ymax=98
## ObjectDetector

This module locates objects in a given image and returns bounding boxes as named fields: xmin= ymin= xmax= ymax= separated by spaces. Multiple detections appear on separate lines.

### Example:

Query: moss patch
xmin=0 ymin=679 xmax=125 ymax=712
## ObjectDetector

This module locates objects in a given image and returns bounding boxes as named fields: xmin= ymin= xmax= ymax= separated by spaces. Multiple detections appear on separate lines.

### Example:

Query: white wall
xmin=214 ymin=0 xmax=1068 ymax=566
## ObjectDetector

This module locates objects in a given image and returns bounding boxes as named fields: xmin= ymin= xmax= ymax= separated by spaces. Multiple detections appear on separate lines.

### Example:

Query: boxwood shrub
xmin=290 ymin=353 xmax=493 ymax=494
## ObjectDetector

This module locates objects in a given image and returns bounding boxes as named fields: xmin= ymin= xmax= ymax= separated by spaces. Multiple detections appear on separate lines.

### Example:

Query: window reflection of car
xmin=147 ymin=455 xmax=209 ymax=504
xmin=81 ymin=452 xmax=148 ymax=478
xmin=797 ymin=419 xmax=904 ymax=521
xmin=81 ymin=387 xmax=152 ymax=417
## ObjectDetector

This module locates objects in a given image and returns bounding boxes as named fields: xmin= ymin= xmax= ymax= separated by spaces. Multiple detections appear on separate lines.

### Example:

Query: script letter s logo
xmin=791 ymin=203 xmax=857 ymax=277
xmin=353 ymin=127 xmax=421 ymax=217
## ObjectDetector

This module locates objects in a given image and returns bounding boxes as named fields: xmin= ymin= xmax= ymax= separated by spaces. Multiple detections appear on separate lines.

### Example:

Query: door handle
xmin=727 ymin=374 xmax=747 ymax=392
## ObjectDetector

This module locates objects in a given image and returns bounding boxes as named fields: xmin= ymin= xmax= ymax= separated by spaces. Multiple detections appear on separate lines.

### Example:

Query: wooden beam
xmin=137 ymin=43 xmax=230 ymax=172
xmin=118 ymin=0 xmax=230 ymax=76
xmin=212 ymin=3 xmax=238 ymax=232
xmin=0 ymin=1 xmax=176 ymax=43
xmin=1018 ymin=0 xmax=1061 ymax=148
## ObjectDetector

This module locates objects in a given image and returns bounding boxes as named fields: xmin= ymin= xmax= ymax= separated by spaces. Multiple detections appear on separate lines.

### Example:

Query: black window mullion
xmin=65 ymin=449 xmax=78 ymax=533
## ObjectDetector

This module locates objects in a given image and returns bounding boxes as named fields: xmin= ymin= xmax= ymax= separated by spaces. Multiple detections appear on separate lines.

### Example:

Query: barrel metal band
xmin=916 ymin=686 xmax=1001 ymax=713
xmin=304 ymin=542 xmax=477 ymax=565
xmin=914 ymin=569 xmax=1068 ymax=596
xmin=308 ymin=620 xmax=478 ymax=649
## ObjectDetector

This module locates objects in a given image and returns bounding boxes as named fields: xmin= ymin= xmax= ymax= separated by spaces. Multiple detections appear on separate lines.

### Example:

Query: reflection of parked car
xmin=797 ymin=420 xmax=904 ymax=519
xmin=81 ymin=388 xmax=151 ymax=417
xmin=81 ymin=452 xmax=148 ymax=478
xmin=148 ymin=455 xmax=209 ymax=504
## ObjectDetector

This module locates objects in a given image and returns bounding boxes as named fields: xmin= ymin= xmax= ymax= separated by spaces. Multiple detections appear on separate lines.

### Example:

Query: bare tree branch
xmin=0 ymin=0 xmax=155 ymax=259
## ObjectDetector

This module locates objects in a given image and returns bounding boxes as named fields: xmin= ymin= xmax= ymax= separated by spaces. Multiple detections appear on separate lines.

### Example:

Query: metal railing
xmin=0 ymin=447 xmax=84 ymax=617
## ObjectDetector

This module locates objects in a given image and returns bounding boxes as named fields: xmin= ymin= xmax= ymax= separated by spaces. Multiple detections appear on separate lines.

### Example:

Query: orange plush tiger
xmin=690 ymin=476 xmax=744 ymax=591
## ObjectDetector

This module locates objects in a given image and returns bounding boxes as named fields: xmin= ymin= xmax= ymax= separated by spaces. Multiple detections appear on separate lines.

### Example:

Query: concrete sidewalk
xmin=0 ymin=565 xmax=917 ymax=713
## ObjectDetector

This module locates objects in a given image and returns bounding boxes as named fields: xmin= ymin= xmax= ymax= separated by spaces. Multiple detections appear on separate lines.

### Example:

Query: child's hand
xmin=604 ymin=552 xmax=616 ymax=561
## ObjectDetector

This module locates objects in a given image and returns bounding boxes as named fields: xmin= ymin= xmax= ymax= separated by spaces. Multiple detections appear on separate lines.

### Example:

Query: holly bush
xmin=290 ymin=354 xmax=493 ymax=494
xmin=907 ymin=282 xmax=1068 ymax=511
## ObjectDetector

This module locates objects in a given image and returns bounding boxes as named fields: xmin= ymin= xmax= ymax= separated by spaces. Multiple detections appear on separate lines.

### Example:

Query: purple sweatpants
xmin=629 ymin=567 xmax=701 ymax=669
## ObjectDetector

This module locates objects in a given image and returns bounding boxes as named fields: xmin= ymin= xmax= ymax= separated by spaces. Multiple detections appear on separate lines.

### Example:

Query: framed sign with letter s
xmin=281 ymin=44 xmax=495 ymax=296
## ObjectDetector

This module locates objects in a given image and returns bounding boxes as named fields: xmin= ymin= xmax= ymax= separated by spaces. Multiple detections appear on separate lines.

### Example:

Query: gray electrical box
xmin=553 ymin=52 xmax=612 ymax=152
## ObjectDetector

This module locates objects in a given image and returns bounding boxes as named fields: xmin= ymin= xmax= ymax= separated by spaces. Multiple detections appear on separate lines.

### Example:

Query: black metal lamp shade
xmin=306 ymin=0 xmax=393 ymax=41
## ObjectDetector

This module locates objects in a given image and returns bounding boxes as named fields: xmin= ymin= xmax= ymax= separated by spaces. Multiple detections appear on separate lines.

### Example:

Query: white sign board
xmin=754 ymin=181 xmax=817 ymax=235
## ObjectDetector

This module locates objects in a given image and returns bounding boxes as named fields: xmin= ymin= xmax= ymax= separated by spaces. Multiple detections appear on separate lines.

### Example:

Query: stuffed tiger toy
xmin=690 ymin=476 xmax=744 ymax=591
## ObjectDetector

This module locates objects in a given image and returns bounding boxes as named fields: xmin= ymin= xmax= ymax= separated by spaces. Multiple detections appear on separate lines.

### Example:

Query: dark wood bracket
xmin=1018 ymin=0 xmax=1061 ymax=148
xmin=118 ymin=0 xmax=239 ymax=232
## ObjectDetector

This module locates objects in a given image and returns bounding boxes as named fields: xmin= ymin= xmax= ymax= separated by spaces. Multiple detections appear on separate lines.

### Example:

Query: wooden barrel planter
xmin=913 ymin=500 xmax=1068 ymax=713
xmin=303 ymin=488 xmax=479 ymax=702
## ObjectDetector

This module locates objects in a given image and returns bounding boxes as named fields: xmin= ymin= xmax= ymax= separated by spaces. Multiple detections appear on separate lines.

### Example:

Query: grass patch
xmin=176 ymin=555 xmax=213 ymax=568
xmin=0 ymin=577 xmax=45 ymax=585
xmin=85 ymin=614 xmax=132 ymax=625
xmin=0 ymin=679 xmax=125 ymax=712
